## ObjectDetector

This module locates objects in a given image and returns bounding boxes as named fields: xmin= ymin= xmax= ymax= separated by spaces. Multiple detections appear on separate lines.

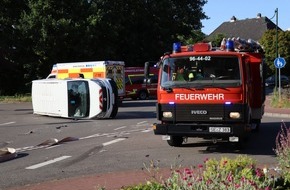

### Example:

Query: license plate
xmin=209 ymin=127 xmax=231 ymax=133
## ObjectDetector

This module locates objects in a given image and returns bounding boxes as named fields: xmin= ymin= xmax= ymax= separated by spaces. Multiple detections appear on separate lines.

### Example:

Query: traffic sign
xmin=274 ymin=57 xmax=286 ymax=68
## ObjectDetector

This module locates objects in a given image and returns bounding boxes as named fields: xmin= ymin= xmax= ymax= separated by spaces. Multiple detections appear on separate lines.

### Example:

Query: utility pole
xmin=275 ymin=8 xmax=278 ymax=89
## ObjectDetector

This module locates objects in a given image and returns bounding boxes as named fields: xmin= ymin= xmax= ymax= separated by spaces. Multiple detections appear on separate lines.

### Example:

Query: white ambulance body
xmin=46 ymin=61 xmax=125 ymax=99
xmin=32 ymin=78 xmax=118 ymax=119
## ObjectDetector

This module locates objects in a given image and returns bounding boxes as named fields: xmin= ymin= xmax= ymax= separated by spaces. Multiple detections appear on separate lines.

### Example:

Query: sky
xmin=201 ymin=0 xmax=290 ymax=35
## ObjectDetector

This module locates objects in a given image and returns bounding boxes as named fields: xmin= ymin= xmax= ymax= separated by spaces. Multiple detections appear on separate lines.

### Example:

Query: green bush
xmin=275 ymin=122 xmax=290 ymax=187
xmin=123 ymin=155 xmax=276 ymax=190
xmin=0 ymin=95 xmax=31 ymax=103
xmin=162 ymin=155 xmax=275 ymax=190
xmin=271 ymin=88 xmax=290 ymax=108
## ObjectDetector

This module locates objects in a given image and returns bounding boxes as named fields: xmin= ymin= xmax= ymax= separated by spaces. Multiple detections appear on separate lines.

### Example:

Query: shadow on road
xmin=178 ymin=121 xmax=290 ymax=156
xmin=116 ymin=111 xmax=156 ymax=119
xmin=121 ymin=100 xmax=156 ymax=107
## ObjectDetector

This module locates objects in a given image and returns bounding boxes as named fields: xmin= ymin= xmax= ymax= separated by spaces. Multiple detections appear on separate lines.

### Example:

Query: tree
xmin=205 ymin=33 xmax=226 ymax=47
xmin=1 ymin=0 xmax=209 ymax=95
xmin=0 ymin=0 xmax=28 ymax=95
xmin=260 ymin=30 xmax=290 ymax=77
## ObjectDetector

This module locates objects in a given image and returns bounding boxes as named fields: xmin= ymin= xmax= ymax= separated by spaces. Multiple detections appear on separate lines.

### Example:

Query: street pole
xmin=275 ymin=8 xmax=278 ymax=89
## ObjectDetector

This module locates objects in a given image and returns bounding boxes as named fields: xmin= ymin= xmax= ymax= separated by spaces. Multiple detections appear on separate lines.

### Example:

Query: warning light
xmin=173 ymin=42 xmax=181 ymax=53
xmin=193 ymin=43 xmax=210 ymax=52
xmin=225 ymin=40 xmax=234 ymax=51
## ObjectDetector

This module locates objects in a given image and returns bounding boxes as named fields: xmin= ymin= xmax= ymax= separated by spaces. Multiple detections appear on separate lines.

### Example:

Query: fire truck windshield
xmin=160 ymin=56 xmax=241 ymax=88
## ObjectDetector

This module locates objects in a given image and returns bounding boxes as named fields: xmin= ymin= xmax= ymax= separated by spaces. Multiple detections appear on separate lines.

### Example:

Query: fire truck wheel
xmin=251 ymin=119 xmax=261 ymax=133
xmin=167 ymin=136 xmax=183 ymax=147
xmin=138 ymin=90 xmax=148 ymax=100
xmin=233 ymin=135 xmax=248 ymax=150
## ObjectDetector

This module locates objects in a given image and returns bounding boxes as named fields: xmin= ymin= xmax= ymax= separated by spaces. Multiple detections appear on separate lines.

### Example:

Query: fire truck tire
xmin=234 ymin=135 xmax=248 ymax=150
xmin=167 ymin=136 xmax=183 ymax=147
xmin=138 ymin=90 xmax=148 ymax=100
xmin=251 ymin=119 xmax=261 ymax=132
xmin=109 ymin=79 xmax=118 ymax=118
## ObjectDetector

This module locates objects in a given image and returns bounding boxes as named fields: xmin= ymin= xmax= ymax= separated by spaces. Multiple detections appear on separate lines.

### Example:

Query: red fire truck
xmin=152 ymin=38 xmax=265 ymax=147
xmin=125 ymin=62 xmax=158 ymax=100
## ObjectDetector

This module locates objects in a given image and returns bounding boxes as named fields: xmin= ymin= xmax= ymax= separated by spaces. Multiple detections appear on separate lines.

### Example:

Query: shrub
xmin=130 ymin=155 xmax=276 ymax=190
xmin=0 ymin=94 xmax=31 ymax=103
xmin=162 ymin=155 xmax=275 ymax=190
xmin=271 ymin=88 xmax=290 ymax=108
xmin=275 ymin=122 xmax=290 ymax=187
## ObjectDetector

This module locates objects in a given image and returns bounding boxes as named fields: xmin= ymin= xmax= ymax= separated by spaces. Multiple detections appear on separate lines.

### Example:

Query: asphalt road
xmin=0 ymin=100 xmax=290 ymax=189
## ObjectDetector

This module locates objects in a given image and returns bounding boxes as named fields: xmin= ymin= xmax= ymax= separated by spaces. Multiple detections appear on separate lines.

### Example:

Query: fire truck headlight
xmin=163 ymin=112 xmax=173 ymax=118
xmin=229 ymin=112 xmax=241 ymax=119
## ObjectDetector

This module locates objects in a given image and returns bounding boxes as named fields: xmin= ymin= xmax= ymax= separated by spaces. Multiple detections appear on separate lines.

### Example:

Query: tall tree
xmin=0 ymin=0 xmax=28 ymax=95
xmin=1 ymin=0 xmax=208 ymax=95
xmin=260 ymin=30 xmax=290 ymax=77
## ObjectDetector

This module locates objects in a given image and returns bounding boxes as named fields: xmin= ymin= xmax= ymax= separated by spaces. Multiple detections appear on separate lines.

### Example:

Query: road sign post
xmin=274 ymin=57 xmax=286 ymax=101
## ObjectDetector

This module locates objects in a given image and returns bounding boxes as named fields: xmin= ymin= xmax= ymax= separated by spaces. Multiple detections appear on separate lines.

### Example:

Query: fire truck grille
xmin=173 ymin=104 xmax=244 ymax=122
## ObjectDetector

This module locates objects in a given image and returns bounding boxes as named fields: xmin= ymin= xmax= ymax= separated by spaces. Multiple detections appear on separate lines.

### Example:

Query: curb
xmin=264 ymin=112 xmax=290 ymax=119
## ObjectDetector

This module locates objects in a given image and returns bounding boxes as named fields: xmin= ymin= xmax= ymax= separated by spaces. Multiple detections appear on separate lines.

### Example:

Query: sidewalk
xmin=7 ymin=95 xmax=290 ymax=190
xmin=8 ymin=169 xmax=172 ymax=190
xmin=264 ymin=95 xmax=290 ymax=118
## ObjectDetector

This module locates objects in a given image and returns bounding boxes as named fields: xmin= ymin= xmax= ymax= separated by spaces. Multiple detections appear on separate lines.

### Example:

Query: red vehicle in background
xmin=125 ymin=62 xmax=158 ymax=100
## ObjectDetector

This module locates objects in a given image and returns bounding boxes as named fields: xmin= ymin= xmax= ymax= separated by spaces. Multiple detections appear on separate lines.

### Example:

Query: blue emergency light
xmin=225 ymin=40 xmax=234 ymax=51
xmin=173 ymin=42 xmax=181 ymax=53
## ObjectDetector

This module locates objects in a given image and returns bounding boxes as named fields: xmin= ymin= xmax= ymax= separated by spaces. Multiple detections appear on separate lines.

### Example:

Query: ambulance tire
xmin=139 ymin=90 xmax=148 ymax=100
xmin=167 ymin=136 xmax=183 ymax=147
xmin=109 ymin=79 xmax=118 ymax=118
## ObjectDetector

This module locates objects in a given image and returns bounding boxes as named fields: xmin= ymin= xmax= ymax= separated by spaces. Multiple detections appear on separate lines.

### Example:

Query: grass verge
xmin=0 ymin=95 xmax=32 ymax=103
xmin=270 ymin=88 xmax=290 ymax=109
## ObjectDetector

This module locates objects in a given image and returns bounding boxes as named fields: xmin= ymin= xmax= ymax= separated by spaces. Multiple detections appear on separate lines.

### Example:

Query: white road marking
xmin=25 ymin=138 xmax=125 ymax=170
xmin=114 ymin=126 xmax=127 ymax=130
xmin=0 ymin=121 xmax=15 ymax=126
xmin=18 ymin=123 xmax=146 ymax=153
xmin=45 ymin=145 xmax=61 ymax=149
xmin=137 ymin=121 xmax=147 ymax=125
xmin=79 ymin=133 xmax=104 ymax=140
xmin=26 ymin=156 xmax=71 ymax=169
xmin=141 ymin=129 xmax=152 ymax=133
xmin=102 ymin=138 xmax=126 ymax=146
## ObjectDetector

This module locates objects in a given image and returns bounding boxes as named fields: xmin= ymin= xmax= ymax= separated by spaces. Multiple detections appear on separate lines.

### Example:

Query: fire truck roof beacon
xmin=226 ymin=40 xmax=234 ymax=51
xmin=173 ymin=42 xmax=181 ymax=53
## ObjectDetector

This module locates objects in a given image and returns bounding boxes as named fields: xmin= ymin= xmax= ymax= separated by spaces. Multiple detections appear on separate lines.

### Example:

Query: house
xmin=207 ymin=13 xmax=283 ymax=41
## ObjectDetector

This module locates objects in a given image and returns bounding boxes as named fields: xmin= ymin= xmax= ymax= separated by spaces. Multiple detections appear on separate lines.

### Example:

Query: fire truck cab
xmin=153 ymin=38 xmax=265 ymax=147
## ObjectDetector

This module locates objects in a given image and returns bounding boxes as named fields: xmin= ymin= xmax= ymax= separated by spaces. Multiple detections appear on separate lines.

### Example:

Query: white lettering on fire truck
xmin=175 ymin=93 xmax=224 ymax=101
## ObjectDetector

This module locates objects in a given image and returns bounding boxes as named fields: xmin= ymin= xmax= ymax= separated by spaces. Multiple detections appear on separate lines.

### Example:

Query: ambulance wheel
xmin=167 ymin=136 xmax=183 ymax=147
xmin=109 ymin=79 xmax=118 ymax=118
xmin=139 ymin=90 xmax=148 ymax=100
